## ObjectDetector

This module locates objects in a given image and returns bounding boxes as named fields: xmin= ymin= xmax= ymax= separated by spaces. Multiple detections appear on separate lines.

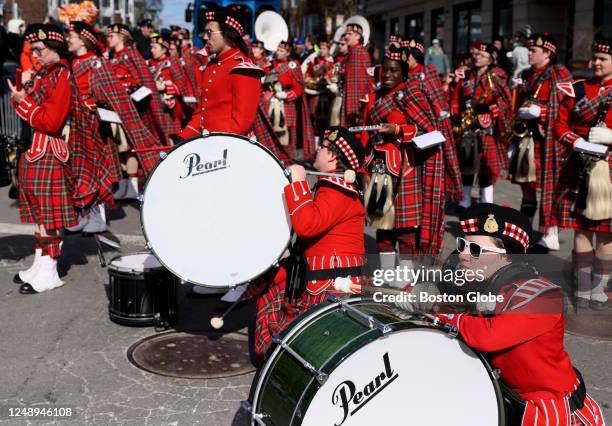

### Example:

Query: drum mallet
xmin=286 ymin=169 xmax=357 ymax=184
xmin=210 ymin=298 xmax=243 ymax=329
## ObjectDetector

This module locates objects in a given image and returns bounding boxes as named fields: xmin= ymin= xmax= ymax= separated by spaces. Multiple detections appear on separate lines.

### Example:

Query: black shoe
xmin=590 ymin=299 xmax=612 ymax=311
xmin=575 ymin=297 xmax=591 ymax=309
xmin=13 ymin=273 xmax=25 ymax=284
xmin=19 ymin=283 xmax=38 ymax=294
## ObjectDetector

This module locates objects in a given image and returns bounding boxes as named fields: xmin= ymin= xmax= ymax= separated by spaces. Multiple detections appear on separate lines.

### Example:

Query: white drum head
xmin=302 ymin=329 xmax=500 ymax=425
xmin=141 ymin=134 xmax=291 ymax=287
xmin=109 ymin=253 xmax=161 ymax=273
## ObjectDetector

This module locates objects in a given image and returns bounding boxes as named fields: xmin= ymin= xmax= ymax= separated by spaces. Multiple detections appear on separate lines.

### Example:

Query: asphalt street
xmin=0 ymin=180 xmax=610 ymax=425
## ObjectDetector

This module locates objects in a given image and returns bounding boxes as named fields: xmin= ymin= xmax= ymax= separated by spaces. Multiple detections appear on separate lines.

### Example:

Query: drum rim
xmin=140 ymin=132 xmax=291 ymax=288
xmin=249 ymin=297 xmax=506 ymax=426
xmin=107 ymin=251 xmax=163 ymax=273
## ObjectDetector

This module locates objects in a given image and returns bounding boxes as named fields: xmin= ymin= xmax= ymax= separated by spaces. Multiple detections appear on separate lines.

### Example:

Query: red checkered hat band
xmin=225 ymin=16 xmax=244 ymax=36
xmin=389 ymin=35 xmax=399 ymax=43
xmin=502 ymin=222 xmax=530 ymax=252
xmin=593 ymin=42 xmax=611 ymax=53
xmin=205 ymin=11 xmax=216 ymax=21
xmin=333 ymin=136 xmax=359 ymax=169
xmin=70 ymin=24 xmax=97 ymax=45
xmin=27 ymin=30 xmax=64 ymax=43
xmin=460 ymin=218 xmax=478 ymax=233
xmin=527 ymin=38 xmax=557 ymax=53
xmin=385 ymin=51 xmax=401 ymax=61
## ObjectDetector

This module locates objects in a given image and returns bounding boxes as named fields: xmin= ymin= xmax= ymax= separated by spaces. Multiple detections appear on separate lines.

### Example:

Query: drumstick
xmin=349 ymin=283 xmax=405 ymax=295
xmin=131 ymin=145 xmax=174 ymax=154
xmin=298 ymin=170 xmax=357 ymax=183
xmin=348 ymin=125 xmax=383 ymax=132
xmin=210 ymin=298 xmax=242 ymax=329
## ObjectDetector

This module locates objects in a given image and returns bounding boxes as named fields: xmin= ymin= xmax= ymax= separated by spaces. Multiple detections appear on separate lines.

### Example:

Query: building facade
xmin=363 ymin=0 xmax=611 ymax=67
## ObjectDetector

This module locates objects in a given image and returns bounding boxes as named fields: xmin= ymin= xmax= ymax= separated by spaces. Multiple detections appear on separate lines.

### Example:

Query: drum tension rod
xmin=328 ymin=295 xmax=392 ymax=335
xmin=241 ymin=400 xmax=267 ymax=426
xmin=272 ymin=334 xmax=329 ymax=385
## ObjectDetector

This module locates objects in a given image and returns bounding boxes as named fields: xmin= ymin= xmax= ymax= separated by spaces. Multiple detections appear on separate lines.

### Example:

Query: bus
xmin=185 ymin=0 xmax=282 ymax=48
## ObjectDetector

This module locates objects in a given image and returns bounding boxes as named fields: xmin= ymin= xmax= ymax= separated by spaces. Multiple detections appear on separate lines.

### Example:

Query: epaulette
xmin=318 ymin=176 xmax=358 ymax=195
xmin=556 ymin=81 xmax=576 ymax=98
xmin=230 ymin=61 xmax=264 ymax=77
xmin=502 ymin=278 xmax=559 ymax=311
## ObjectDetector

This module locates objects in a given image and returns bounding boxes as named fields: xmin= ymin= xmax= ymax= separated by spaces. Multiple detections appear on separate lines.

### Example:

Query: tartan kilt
xmin=478 ymin=132 xmax=503 ymax=186
xmin=553 ymin=154 xmax=612 ymax=232
xmin=394 ymin=148 xmax=421 ymax=228
xmin=18 ymin=152 xmax=77 ymax=230
xmin=254 ymin=264 xmax=328 ymax=359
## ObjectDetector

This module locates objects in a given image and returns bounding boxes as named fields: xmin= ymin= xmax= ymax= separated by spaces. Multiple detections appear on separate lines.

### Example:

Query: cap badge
xmin=536 ymin=37 xmax=543 ymax=46
xmin=327 ymin=130 xmax=338 ymax=142
xmin=409 ymin=40 xmax=416 ymax=48
xmin=484 ymin=214 xmax=499 ymax=233
xmin=38 ymin=29 xmax=46 ymax=40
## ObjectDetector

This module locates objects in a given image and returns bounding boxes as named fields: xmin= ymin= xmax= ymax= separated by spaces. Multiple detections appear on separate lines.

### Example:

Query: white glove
xmin=327 ymin=82 xmax=338 ymax=94
xmin=517 ymin=104 xmax=541 ymax=120
xmin=394 ymin=282 xmax=440 ymax=314
xmin=588 ymin=126 xmax=612 ymax=145
xmin=275 ymin=91 xmax=288 ymax=100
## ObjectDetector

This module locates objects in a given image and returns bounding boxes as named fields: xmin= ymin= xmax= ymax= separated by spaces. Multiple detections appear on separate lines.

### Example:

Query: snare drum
xmin=245 ymin=297 xmax=505 ymax=426
xmin=108 ymin=252 xmax=177 ymax=327
xmin=141 ymin=133 xmax=291 ymax=288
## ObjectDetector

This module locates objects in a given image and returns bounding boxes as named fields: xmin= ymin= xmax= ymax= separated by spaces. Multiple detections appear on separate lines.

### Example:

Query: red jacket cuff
xmin=489 ymin=104 xmax=499 ymax=118
xmin=400 ymin=124 xmax=418 ymax=142
xmin=284 ymin=181 xmax=312 ymax=215
xmin=165 ymin=81 xmax=179 ymax=96
xmin=178 ymin=125 xmax=199 ymax=140
xmin=286 ymin=90 xmax=297 ymax=101
xmin=15 ymin=95 xmax=41 ymax=125
xmin=561 ymin=131 xmax=580 ymax=146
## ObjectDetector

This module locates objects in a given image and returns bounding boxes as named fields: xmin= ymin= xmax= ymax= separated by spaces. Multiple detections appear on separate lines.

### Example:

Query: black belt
xmin=305 ymin=266 xmax=362 ymax=281
xmin=569 ymin=368 xmax=586 ymax=412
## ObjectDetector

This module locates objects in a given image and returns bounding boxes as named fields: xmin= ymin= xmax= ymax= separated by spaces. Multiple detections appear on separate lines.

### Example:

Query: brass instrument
xmin=452 ymin=72 xmax=493 ymax=135
xmin=505 ymin=81 xmax=543 ymax=141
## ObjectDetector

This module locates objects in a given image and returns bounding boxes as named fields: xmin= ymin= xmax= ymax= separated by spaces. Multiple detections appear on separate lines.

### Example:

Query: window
xmin=493 ymin=0 xmax=512 ymax=47
xmin=431 ymin=8 xmax=445 ymax=44
xmin=594 ymin=0 xmax=612 ymax=31
xmin=453 ymin=1 xmax=482 ymax=58
xmin=404 ymin=13 xmax=424 ymax=40
xmin=390 ymin=17 xmax=399 ymax=36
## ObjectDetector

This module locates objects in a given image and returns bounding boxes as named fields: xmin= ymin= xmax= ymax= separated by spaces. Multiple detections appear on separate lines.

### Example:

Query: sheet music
xmin=413 ymin=131 xmax=446 ymax=150
xmin=575 ymin=139 xmax=608 ymax=157
xmin=131 ymin=86 xmax=152 ymax=102
xmin=97 ymin=108 xmax=122 ymax=124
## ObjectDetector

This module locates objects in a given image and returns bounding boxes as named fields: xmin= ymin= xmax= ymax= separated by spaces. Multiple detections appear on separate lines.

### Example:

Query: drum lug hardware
xmin=137 ymin=194 xmax=144 ymax=203
xmin=328 ymin=294 xmax=392 ymax=335
xmin=272 ymin=333 xmax=329 ymax=385
xmin=159 ymin=151 xmax=167 ymax=160
xmin=249 ymin=135 xmax=258 ymax=144
xmin=201 ymin=129 xmax=210 ymax=138
xmin=492 ymin=369 xmax=501 ymax=380
xmin=144 ymin=242 xmax=151 ymax=250
xmin=241 ymin=400 xmax=268 ymax=426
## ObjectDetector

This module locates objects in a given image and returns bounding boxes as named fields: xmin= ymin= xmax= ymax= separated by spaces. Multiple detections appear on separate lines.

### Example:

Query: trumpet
xmin=505 ymin=82 xmax=544 ymax=141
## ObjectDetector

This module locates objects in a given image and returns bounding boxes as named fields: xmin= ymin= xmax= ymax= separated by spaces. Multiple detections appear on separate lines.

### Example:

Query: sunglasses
xmin=456 ymin=237 xmax=506 ymax=258
xmin=200 ymin=29 xmax=222 ymax=38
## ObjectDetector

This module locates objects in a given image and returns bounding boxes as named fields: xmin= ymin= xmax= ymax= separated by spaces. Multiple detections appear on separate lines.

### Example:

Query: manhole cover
xmin=127 ymin=331 xmax=256 ymax=378
xmin=565 ymin=309 xmax=612 ymax=340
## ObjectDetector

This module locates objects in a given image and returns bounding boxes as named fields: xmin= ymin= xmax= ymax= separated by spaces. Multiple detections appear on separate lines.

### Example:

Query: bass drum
xmin=246 ymin=298 xmax=505 ymax=426
xmin=141 ymin=133 xmax=291 ymax=288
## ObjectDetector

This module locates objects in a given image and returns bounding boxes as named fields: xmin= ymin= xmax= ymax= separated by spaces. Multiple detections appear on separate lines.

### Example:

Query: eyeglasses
xmin=201 ymin=29 xmax=222 ymax=37
xmin=31 ymin=46 xmax=48 ymax=56
xmin=317 ymin=142 xmax=335 ymax=152
xmin=456 ymin=237 xmax=506 ymax=258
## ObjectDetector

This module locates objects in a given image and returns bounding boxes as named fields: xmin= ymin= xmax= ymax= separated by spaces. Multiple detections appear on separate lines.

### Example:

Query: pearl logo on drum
xmin=180 ymin=149 xmax=228 ymax=179
xmin=331 ymin=352 xmax=398 ymax=426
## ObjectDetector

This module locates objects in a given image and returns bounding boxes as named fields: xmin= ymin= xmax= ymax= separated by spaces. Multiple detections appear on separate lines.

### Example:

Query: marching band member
xmin=341 ymin=22 xmax=373 ymax=128
xmin=553 ymin=33 xmax=612 ymax=310
xmin=451 ymin=42 xmax=511 ymax=208
xmin=415 ymin=203 xmax=605 ymax=426
xmin=8 ymin=24 xmax=77 ymax=294
xmin=149 ymin=33 xmax=183 ymax=139
xmin=365 ymin=45 xmax=448 ymax=263
xmin=251 ymin=40 xmax=271 ymax=73
xmin=251 ymin=127 xmax=366 ymax=358
xmin=304 ymin=39 xmax=335 ymax=135
xmin=66 ymin=21 xmax=163 ymax=233
xmin=402 ymin=38 xmax=463 ymax=203
xmin=509 ymin=33 xmax=571 ymax=251
xmin=106 ymin=23 xmax=169 ymax=199
xmin=270 ymin=40 xmax=315 ymax=159
xmin=328 ymin=35 xmax=348 ymax=126
xmin=178 ymin=6 xmax=263 ymax=138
